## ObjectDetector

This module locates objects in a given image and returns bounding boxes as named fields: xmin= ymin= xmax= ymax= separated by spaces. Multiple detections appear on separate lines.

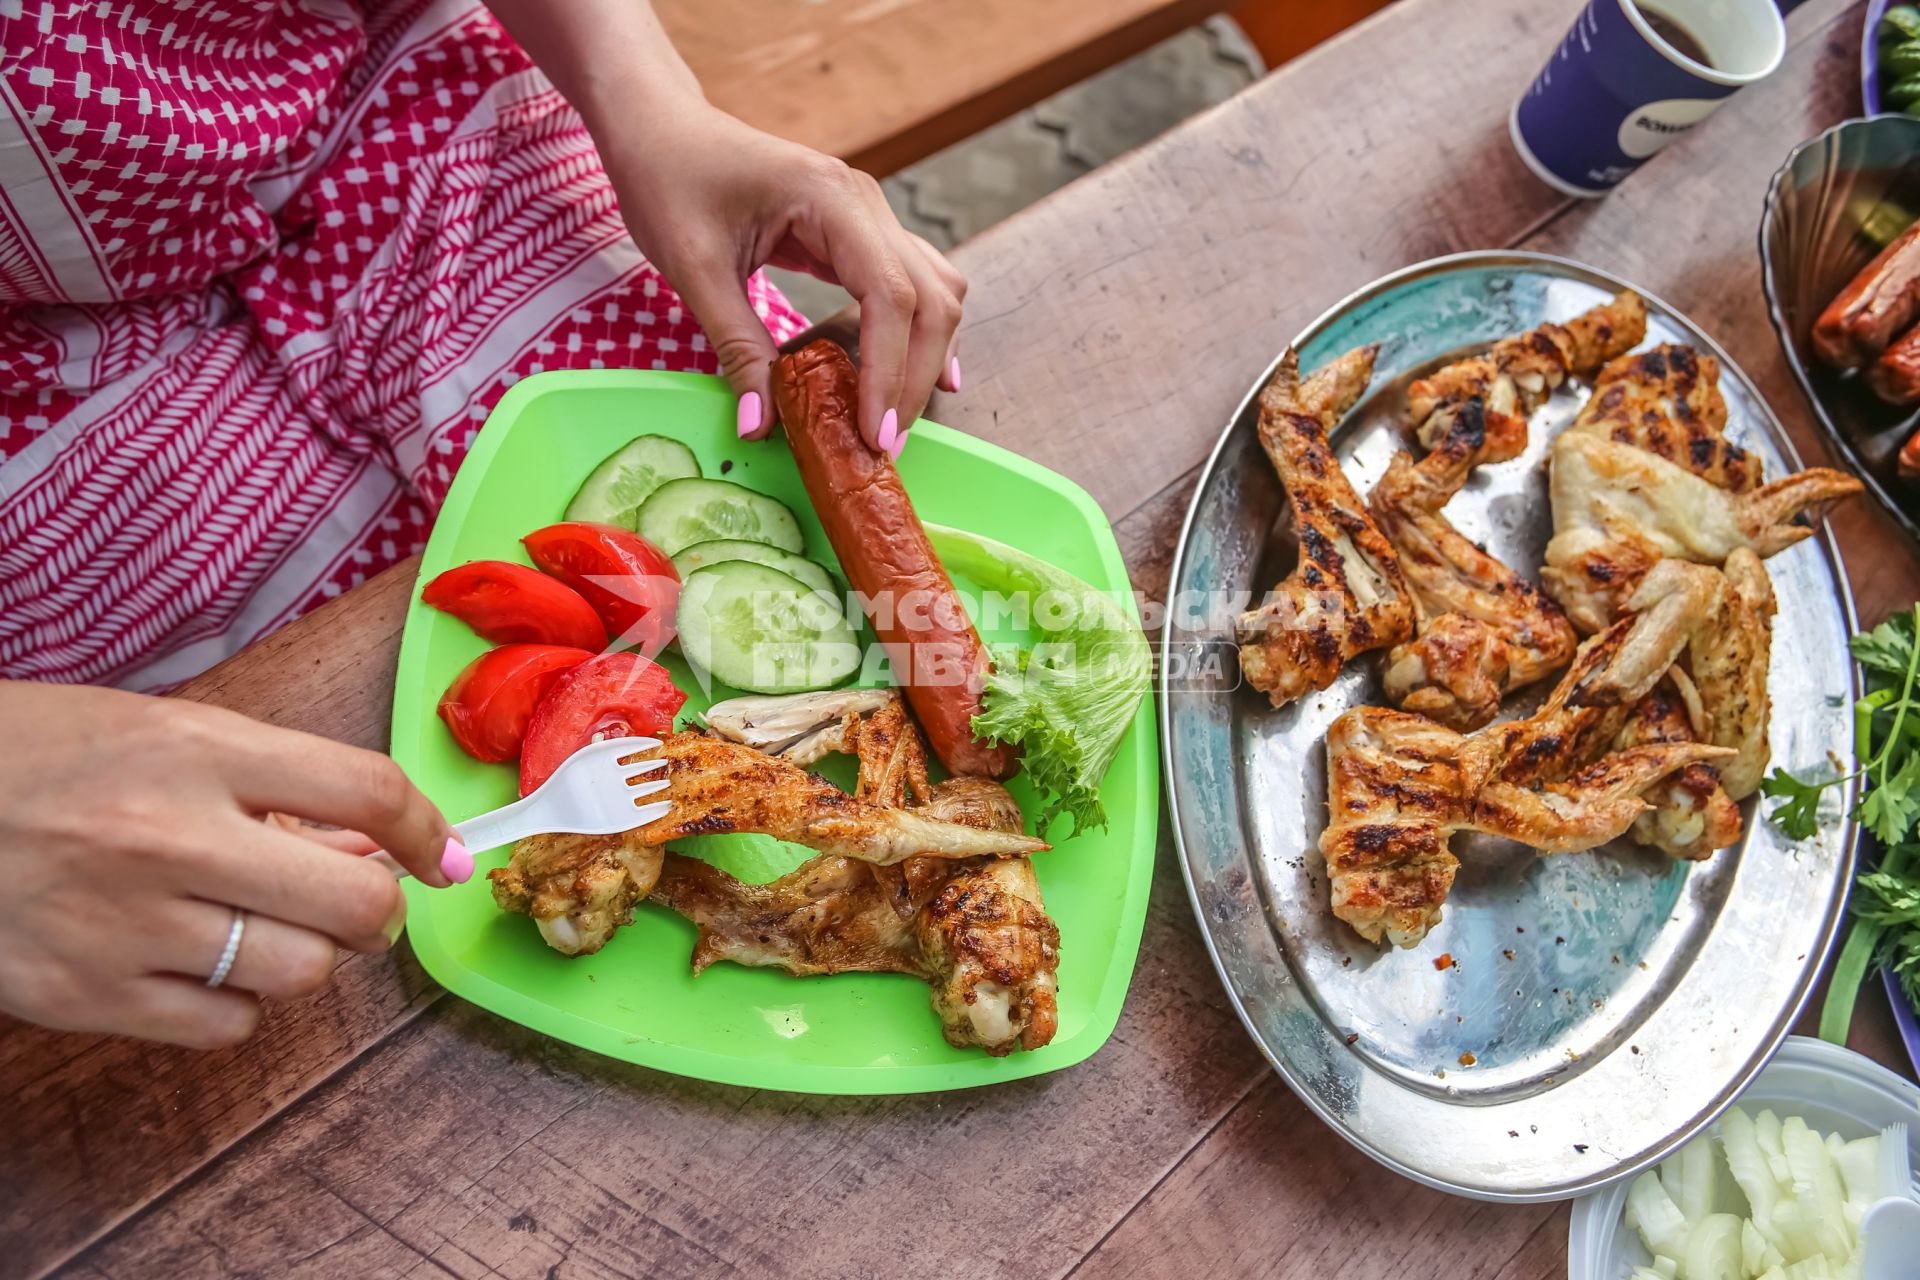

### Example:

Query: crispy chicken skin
xmin=629 ymin=732 xmax=1047 ymax=864
xmin=1542 ymin=347 xmax=1861 ymax=634
xmin=1372 ymin=441 xmax=1576 ymax=729
xmin=489 ymin=706 xmax=1046 ymax=957
xmin=1236 ymin=346 xmax=1414 ymax=708
xmin=1321 ymin=706 xmax=1729 ymax=948
xmin=1613 ymin=676 xmax=1742 ymax=861
xmin=1372 ymin=295 xmax=1644 ymax=728
xmin=653 ymin=693 xmax=1060 ymax=1056
xmin=1322 ymin=563 xmax=1736 ymax=947
xmin=1572 ymin=345 xmax=1759 ymax=494
xmin=488 ymin=830 xmax=663 ymax=957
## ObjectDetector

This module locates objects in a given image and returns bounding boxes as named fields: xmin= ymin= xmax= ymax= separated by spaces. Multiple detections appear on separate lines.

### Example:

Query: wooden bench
xmin=658 ymin=0 xmax=1396 ymax=178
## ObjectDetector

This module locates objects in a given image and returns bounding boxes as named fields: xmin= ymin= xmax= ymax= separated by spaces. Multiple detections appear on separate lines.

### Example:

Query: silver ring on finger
xmin=206 ymin=909 xmax=246 ymax=989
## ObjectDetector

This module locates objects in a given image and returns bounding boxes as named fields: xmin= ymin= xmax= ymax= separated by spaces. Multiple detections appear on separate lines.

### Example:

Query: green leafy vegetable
xmin=1759 ymin=767 xmax=1829 ymax=842
xmin=923 ymin=523 xmax=1150 ymax=834
xmin=1765 ymin=603 xmax=1920 ymax=1040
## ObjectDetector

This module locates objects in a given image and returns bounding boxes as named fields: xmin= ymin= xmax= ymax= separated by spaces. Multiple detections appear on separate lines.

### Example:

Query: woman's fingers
xmin=203 ymin=714 xmax=458 ymax=887
xmin=905 ymin=233 xmax=966 ymax=394
xmin=889 ymin=230 xmax=963 ymax=441
xmin=667 ymin=242 xmax=782 ymax=441
xmin=265 ymin=811 xmax=379 ymax=856
xmin=112 ymin=976 xmax=261 ymax=1050
xmin=811 ymin=173 xmax=918 ymax=452
xmin=151 ymin=897 xmax=342 ymax=1001
xmin=177 ymin=818 xmax=408 ymax=954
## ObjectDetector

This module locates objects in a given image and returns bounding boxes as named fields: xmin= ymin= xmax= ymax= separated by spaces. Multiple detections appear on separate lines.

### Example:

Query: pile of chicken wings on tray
xmin=1232 ymin=292 xmax=1866 ymax=948
xmin=487 ymin=690 xmax=1062 ymax=1056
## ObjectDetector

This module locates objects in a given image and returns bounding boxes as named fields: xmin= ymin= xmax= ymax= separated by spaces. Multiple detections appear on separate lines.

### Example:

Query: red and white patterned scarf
xmin=0 ymin=0 xmax=803 ymax=689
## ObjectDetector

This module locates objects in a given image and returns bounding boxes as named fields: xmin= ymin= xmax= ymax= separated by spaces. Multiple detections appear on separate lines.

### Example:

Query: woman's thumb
xmin=677 ymin=270 xmax=779 ymax=440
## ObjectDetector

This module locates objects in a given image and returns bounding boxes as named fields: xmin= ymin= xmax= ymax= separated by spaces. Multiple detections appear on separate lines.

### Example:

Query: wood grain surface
xmin=657 ymin=0 xmax=1231 ymax=177
xmin=6 ymin=1 xmax=1909 ymax=1277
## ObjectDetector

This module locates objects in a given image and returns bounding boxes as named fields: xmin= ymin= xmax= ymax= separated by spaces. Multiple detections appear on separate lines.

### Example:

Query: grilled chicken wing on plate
xmin=490 ymin=712 xmax=1048 ymax=956
xmin=1541 ymin=343 xmax=1860 ymax=634
xmin=652 ymin=692 xmax=1061 ymax=1056
xmin=1372 ymin=294 xmax=1645 ymax=729
xmin=1236 ymin=345 xmax=1414 ymax=708
xmin=1321 ymin=559 xmax=1738 ymax=947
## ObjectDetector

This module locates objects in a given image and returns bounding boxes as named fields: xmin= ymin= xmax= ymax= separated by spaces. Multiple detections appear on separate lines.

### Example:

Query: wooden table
xmin=6 ymin=0 xmax=1911 ymax=1275
xmin=657 ymin=0 xmax=1397 ymax=178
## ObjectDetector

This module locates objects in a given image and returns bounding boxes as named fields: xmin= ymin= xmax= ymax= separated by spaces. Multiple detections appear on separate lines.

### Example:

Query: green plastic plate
xmin=390 ymin=369 xmax=1158 ymax=1093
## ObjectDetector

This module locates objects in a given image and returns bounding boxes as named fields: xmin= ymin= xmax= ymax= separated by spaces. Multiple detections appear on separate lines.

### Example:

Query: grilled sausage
xmin=771 ymin=341 xmax=1018 ymax=780
xmin=1813 ymin=220 xmax=1920 ymax=370
xmin=1869 ymin=321 xmax=1920 ymax=407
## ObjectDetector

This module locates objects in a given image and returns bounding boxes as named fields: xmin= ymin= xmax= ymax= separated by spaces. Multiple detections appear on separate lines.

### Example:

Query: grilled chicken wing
xmin=489 ymin=710 xmax=1045 ymax=955
xmin=1685 ymin=547 xmax=1775 ymax=801
xmin=1571 ymin=345 xmax=1759 ymax=493
xmin=653 ymin=696 xmax=1060 ymax=1056
xmin=1373 ymin=441 xmax=1576 ymax=728
xmin=1322 ymin=567 xmax=1734 ymax=946
xmin=1236 ymin=346 xmax=1414 ymax=708
xmin=1372 ymin=295 xmax=1644 ymax=727
xmin=488 ymin=830 xmax=663 ymax=957
xmin=1321 ymin=705 xmax=1729 ymax=947
xmin=630 ymin=732 xmax=1046 ymax=864
xmin=1543 ymin=358 xmax=1860 ymax=635
xmin=1612 ymin=674 xmax=1742 ymax=860
xmin=1406 ymin=290 xmax=1647 ymax=437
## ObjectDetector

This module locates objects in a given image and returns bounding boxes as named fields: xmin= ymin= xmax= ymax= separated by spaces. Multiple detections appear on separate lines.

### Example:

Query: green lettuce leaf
xmin=923 ymin=523 xmax=1150 ymax=834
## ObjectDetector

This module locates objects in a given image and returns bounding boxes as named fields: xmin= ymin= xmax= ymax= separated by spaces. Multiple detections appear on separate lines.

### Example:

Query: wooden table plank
xmin=656 ymin=0 xmax=1232 ymax=177
xmin=15 ymin=0 xmax=1910 ymax=1277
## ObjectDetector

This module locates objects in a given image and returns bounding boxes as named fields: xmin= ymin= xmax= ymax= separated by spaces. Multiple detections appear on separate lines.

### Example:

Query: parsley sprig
xmin=1761 ymin=603 xmax=1920 ymax=1040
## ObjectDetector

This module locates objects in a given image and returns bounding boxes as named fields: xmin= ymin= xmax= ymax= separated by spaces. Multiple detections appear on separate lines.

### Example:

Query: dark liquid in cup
xmin=1637 ymin=5 xmax=1715 ymax=69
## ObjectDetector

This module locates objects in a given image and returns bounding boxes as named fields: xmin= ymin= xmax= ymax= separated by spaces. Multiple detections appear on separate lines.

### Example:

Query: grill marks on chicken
xmin=1322 ymin=579 xmax=1736 ymax=947
xmin=488 ymin=829 xmax=663 ymax=957
xmin=652 ymin=694 xmax=1060 ymax=1056
xmin=1371 ymin=295 xmax=1645 ymax=728
xmin=1235 ymin=346 xmax=1414 ymax=708
xmin=1530 ymin=337 xmax=1847 ymax=859
xmin=1573 ymin=345 xmax=1759 ymax=493
xmin=629 ymin=732 xmax=1047 ymax=865
xmin=1542 ymin=347 xmax=1861 ymax=635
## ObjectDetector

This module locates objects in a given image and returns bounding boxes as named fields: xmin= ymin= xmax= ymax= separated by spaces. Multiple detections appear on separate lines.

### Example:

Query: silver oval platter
xmin=1161 ymin=251 xmax=1860 ymax=1201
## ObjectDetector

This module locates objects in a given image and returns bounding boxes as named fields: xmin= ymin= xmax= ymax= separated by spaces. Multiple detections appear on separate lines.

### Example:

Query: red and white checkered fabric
xmin=0 ymin=0 xmax=804 ymax=689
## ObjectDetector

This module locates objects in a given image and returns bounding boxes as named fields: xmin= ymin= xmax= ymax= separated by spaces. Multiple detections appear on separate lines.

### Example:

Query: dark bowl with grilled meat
xmin=1761 ymin=114 xmax=1920 ymax=541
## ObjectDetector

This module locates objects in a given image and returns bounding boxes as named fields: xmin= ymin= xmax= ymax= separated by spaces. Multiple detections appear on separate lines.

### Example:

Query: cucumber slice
xmin=635 ymin=477 xmax=803 ymax=556
xmin=677 ymin=562 xmax=858 ymax=694
xmin=671 ymin=538 xmax=836 ymax=597
xmin=564 ymin=435 xmax=700 ymax=527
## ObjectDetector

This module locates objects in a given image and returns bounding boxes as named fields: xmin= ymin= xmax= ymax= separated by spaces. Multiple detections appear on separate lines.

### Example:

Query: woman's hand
xmin=0 ymin=682 xmax=465 ymax=1048
xmin=483 ymin=0 xmax=965 ymax=456
xmin=599 ymin=101 xmax=966 ymax=456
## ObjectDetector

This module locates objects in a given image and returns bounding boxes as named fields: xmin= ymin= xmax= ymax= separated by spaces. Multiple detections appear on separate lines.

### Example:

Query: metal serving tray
xmin=1160 ymin=252 xmax=1860 ymax=1201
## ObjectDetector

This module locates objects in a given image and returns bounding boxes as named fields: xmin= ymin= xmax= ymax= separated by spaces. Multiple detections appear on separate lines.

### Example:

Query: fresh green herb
xmin=1765 ymin=603 xmax=1920 ymax=1040
xmin=923 ymin=523 xmax=1150 ymax=835
xmin=1758 ymin=767 xmax=1829 ymax=842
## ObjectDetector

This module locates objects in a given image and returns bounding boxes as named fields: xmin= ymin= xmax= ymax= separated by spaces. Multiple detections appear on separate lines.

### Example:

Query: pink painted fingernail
xmin=736 ymin=391 xmax=761 ymax=438
xmin=876 ymin=408 xmax=898 ymax=456
xmin=888 ymin=418 xmax=908 ymax=462
xmin=948 ymin=356 xmax=963 ymax=393
xmin=439 ymin=836 xmax=473 ymax=885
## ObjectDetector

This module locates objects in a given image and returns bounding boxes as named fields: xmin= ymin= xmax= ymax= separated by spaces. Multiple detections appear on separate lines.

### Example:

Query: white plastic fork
xmin=375 ymin=736 xmax=672 ymax=880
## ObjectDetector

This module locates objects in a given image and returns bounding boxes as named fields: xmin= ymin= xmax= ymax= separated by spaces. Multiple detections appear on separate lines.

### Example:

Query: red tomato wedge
xmin=523 ymin=522 xmax=679 ymax=655
xmin=438 ymin=644 xmax=594 ymax=763
xmin=519 ymin=651 xmax=686 ymax=795
xmin=421 ymin=560 xmax=606 ymax=649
